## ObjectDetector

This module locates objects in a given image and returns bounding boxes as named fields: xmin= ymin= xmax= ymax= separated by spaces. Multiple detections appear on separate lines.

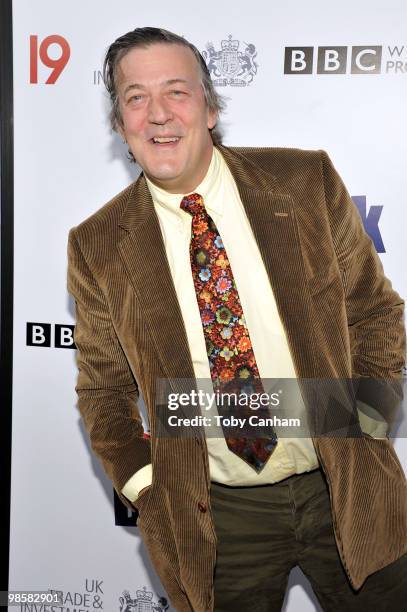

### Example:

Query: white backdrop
xmin=9 ymin=1 xmax=407 ymax=610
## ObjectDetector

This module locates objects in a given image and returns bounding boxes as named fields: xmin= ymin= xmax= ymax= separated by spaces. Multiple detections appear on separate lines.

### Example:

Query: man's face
xmin=117 ymin=43 xmax=217 ymax=194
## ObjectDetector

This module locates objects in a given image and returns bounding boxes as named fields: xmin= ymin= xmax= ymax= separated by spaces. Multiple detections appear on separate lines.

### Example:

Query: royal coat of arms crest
xmin=119 ymin=587 xmax=169 ymax=612
xmin=202 ymin=35 xmax=258 ymax=86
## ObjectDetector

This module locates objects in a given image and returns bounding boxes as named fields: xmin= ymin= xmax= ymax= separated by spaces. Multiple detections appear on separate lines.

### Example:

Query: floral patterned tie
xmin=180 ymin=192 xmax=278 ymax=472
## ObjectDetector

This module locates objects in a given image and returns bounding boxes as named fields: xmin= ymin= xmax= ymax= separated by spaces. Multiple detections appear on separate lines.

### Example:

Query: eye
xmin=170 ymin=90 xmax=186 ymax=97
xmin=128 ymin=94 xmax=144 ymax=103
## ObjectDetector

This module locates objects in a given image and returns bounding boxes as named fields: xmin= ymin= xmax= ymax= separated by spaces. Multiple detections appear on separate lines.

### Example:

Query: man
xmin=67 ymin=27 xmax=407 ymax=611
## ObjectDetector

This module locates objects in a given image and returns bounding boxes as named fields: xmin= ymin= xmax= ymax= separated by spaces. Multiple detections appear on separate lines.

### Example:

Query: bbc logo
xmin=284 ymin=46 xmax=383 ymax=74
xmin=26 ymin=322 xmax=76 ymax=348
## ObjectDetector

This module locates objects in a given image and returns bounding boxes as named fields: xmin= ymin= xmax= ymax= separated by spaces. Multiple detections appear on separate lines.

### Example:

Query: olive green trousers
xmin=210 ymin=467 xmax=407 ymax=611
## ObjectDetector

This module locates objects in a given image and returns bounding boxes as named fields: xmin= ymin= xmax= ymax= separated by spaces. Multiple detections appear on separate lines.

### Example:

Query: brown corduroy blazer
xmin=67 ymin=145 xmax=407 ymax=612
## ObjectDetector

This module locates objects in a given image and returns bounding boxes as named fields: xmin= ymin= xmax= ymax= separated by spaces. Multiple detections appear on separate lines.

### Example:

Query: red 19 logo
xmin=30 ymin=35 xmax=70 ymax=84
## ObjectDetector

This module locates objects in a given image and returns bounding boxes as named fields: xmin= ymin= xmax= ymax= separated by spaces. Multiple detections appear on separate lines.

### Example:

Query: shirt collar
xmin=145 ymin=146 xmax=224 ymax=224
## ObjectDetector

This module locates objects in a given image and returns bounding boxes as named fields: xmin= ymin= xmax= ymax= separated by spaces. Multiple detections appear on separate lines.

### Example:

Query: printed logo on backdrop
xmin=18 ymin=579 xmax=169 ymax=611
xmin=119 ymin=587 xmax=169 ymax=611
xmin=352 ymin=196 xmax=385 ymax=253
xmin=29 ymin=35 xmax=70 ymax=84
xmin=19 ymin=578 xmax=104 ymax=611
xmin=202 ymin=35 xmax=258 ymax=86
xmin=92 ymin=35 xmax=259 ymax=87
xmin=26 ymin=323 xmax=76 ymax=348
xmin=284 ymin=45 xmax=407 ymax=75
xmin=114 ymin=490 xmax=138 ymax=527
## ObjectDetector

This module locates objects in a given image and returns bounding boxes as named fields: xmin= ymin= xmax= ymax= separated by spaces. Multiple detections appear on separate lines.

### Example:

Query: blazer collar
xmin=118 ymin=144 xmax=279 ymax=232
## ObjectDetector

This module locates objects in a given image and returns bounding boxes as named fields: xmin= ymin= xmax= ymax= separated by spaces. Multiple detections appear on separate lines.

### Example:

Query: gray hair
xmin=103 ymin=26 xmax=226 ymax=159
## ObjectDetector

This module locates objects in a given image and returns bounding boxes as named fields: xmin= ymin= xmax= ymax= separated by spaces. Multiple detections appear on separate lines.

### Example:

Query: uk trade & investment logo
xmin=201 ymin=35 xmax=258 ymax=86
xmin=33 ymin=578 xmax=104 ymax=612
xmin=284 ymin=45 xmax=407 ymax=75
xmin=32 ymin=579 xmax=168 ymax=612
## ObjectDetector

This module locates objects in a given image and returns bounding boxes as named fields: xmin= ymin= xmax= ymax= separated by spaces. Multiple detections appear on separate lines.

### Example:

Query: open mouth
xmin=150 ymin=136 xmax=181 ymax=146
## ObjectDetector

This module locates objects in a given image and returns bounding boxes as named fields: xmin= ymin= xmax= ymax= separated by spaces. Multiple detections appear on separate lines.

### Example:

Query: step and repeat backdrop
xmin=9 ymin=0 xmax=407 ymax=610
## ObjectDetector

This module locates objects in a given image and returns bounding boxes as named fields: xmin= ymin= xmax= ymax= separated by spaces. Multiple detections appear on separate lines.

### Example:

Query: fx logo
xmin=284 ymin=46 xmax=382 ymax=74
xmin=26 ymin=323 xmax=76 ymax=348
xmin=30 ymin=35 xmax=70 ymax=84
xmin=352 ymin=196 xmax=385 ymax=253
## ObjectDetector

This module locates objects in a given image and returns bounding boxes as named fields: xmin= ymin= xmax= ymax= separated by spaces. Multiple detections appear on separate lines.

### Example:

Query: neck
xmin=146 ymin=143 xmax=214 ymax=195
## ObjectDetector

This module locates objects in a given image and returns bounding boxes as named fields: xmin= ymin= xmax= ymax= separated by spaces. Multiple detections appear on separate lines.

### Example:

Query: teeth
xmin=153 ymin=137 xmax=179 ymax=143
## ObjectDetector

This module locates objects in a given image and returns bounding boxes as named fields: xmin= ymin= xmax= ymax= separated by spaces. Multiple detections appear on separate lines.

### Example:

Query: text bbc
xmin=284 ymin=46 xmax=390 ymax=74
xmin=26 ymin=323 xmax=76 ymax=349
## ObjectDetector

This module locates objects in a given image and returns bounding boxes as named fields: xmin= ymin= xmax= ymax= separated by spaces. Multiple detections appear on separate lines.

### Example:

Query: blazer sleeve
xmin=319 ymin=150 xmax=406 ymax=431
xmin=67 ymin=227 xmax=151 ymax=510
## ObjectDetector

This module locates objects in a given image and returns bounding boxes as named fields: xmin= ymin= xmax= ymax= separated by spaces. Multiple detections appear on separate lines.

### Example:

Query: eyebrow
xmin=123 ymin=78 xmax=189 ymax=95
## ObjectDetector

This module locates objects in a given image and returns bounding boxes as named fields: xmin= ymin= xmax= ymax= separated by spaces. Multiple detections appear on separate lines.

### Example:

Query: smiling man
xmin=116 ymin=43 xmax=216 ymax=194
xmin=67 ymin=27 xmax=407 ymax=612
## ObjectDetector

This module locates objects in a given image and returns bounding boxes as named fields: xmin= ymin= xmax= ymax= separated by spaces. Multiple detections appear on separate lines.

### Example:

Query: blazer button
xmin=198 ymin=501 xmax=207 ymax=513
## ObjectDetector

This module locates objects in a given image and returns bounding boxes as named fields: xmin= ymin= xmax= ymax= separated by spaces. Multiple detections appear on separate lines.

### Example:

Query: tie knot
xmin=180 ymin=192 xmax=205 ymax=217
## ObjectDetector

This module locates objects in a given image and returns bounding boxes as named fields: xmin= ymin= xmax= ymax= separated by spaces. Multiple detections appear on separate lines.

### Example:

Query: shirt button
xmin=198 ymin=502 xmax=207 ymax=513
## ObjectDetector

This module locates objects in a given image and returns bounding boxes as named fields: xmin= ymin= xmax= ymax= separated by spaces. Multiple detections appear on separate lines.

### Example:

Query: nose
xmin=147 ymin=95 xmax=173 ymax=125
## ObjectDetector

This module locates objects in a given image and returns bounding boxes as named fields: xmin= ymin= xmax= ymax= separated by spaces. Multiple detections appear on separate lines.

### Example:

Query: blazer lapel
xmin=117 ymin=177 xmax=196 ymax=397
xmin=219 ymin=146 xmax=318 ymax=379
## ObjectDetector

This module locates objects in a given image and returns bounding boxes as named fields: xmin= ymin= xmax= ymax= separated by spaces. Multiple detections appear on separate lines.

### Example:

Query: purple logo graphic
xmin=352 ymin=196 xmax=385 ymax=253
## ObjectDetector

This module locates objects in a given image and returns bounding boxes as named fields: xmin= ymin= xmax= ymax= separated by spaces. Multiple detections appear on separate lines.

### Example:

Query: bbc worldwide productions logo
xmin=284 ymin=45 xmax=407 ymax=75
